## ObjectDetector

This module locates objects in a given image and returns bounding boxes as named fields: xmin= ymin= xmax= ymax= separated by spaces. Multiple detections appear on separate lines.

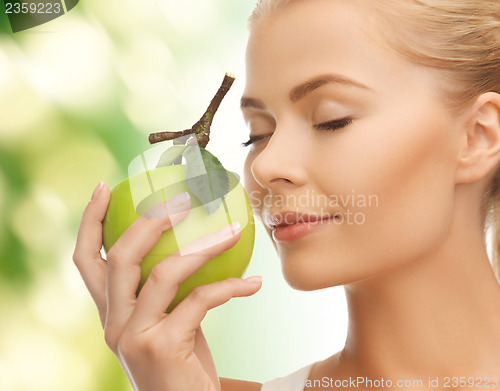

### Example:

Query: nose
xmin=250 ymin=121 xmax=309 ymax=191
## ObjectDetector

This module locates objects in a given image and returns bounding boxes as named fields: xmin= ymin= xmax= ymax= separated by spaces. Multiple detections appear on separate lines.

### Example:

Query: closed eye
xmin=241 ymin=134 xmax=270 ymax=147
xmin=314 ymin=117 xmax=353 ymax=131
xmin=242 ymin=117 xmax=352 ymax=147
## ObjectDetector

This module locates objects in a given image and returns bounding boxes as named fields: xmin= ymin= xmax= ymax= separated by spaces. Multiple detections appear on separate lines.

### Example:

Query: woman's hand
xmin=73 ymin=182 xmax=262 ymax=391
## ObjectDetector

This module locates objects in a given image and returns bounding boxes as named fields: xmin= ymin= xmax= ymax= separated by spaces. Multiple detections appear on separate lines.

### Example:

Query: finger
xmin=193 ymin=327 xmax=219 ymax=384
xmin=163 ymin=276 xmax=263 ymax=343
xmin=127 ymin=222 xmax=242 ymax=331
xmin=73 ymin=181 xmax=110 ymax=317
xmin=105 ymin=193 xmax=191 ymax=336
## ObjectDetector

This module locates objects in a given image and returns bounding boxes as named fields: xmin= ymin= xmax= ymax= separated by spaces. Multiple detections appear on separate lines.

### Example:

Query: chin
xmin=279 ymin=244 xmax=392 ymax=290
xmin=278 ymin=251 xmax=347 ymax=291
xmin=262 ymin=223 xmax=386 ymax=290
xmin=282 ymin=271 xmax=326 ymax=291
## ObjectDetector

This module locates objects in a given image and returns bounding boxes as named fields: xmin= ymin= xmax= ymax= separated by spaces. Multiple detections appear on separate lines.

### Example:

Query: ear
xmin=455 ymin=92 xmax=500 ymax=184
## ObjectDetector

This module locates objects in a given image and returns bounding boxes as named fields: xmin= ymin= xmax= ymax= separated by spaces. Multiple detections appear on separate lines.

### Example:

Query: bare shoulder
xmin=220 ymin=377 xmax=262 ymax=391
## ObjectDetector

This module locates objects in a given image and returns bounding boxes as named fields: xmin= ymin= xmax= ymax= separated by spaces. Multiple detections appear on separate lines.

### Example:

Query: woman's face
xmin=242 ymin=0 xmax=463 ymax=290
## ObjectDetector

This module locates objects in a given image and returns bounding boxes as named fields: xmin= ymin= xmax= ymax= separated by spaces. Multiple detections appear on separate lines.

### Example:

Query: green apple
xmin=102 ymin=164 xmax=255 ymax=313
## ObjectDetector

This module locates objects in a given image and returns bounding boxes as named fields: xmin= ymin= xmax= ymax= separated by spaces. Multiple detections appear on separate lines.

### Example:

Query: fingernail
xmin=179 ymin=222 xmax=241 ymax=256
xmin=245 ymin=276 xmax=263 ymax=284
xmin=143 ymin=203 xmax=168 ymax=218
xmin=91 ymin=181 xmax=104 ymax=201
xmin=143 ymin=192 xmax=190 ymax=219
xmin=217 ymin=222 xmax=241 ymax=239
xmin=166 ymin=192 xmax=191 ymax=214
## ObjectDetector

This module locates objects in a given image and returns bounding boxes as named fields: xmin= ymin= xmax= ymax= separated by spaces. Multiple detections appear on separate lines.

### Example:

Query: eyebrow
xmin=240 ymin=73 xmax=372 ymax=110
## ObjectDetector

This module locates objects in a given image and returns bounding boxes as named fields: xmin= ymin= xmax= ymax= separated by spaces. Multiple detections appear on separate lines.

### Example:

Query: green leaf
xmin=156 ymin=145 xmax=189 ymax=168
xmin=183 ymin=147 xmax=230 ymax=215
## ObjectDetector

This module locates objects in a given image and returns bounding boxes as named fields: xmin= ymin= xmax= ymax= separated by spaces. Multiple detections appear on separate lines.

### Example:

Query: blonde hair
xmin=248 ymin=0 xmax=500 ymax=283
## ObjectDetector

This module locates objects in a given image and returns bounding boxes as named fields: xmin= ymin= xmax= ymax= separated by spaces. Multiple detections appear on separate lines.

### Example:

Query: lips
xmin=263 ymin=211 xmax=336 ymax=230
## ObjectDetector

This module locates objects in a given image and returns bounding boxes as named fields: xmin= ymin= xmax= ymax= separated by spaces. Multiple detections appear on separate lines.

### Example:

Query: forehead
xmin=247 ymin=1 xmax=374 ymax=60
xmin=245 ymin=2 xmax=381 ymax=87
xmin=243 ymin=0 xmax=427 ymax=104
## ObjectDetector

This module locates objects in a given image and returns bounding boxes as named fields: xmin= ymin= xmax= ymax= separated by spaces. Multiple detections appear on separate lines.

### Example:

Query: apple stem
xmin=148 ymin=72 xmax=236 ymax=149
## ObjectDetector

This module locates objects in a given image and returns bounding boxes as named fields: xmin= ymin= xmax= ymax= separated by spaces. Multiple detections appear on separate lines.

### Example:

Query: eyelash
xmin=241 ymin=134 xmax=269 ymax=147
xmin=241 ymin=117 xmax=353 ymax=147
xmin=314 ymin=117 xmax=353 ymax=131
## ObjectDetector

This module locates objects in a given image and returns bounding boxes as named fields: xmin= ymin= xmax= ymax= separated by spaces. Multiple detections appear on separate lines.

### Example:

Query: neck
xmin=340 ymin=208 xmax=500 ymax=382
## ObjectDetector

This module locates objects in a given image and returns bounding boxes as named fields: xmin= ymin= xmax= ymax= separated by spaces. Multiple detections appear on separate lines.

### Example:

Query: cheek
xmin=322 ymin=110 xmax=458 ymax=270
xmin=284 ymin=108 xmax=459 ymax=289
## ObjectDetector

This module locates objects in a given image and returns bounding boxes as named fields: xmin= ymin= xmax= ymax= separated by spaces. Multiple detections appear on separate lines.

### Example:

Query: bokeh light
xmin=0 ymin=1 xmax=347 ymax=389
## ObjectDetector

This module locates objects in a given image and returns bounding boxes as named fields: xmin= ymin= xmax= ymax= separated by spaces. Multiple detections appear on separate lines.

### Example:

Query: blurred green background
xmin=0 ymin=1 xmax=347 ymax=389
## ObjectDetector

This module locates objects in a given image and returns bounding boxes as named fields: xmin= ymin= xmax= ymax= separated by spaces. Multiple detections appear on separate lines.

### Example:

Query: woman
xmin=73 ymin=0 xmax=500 ymax=390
